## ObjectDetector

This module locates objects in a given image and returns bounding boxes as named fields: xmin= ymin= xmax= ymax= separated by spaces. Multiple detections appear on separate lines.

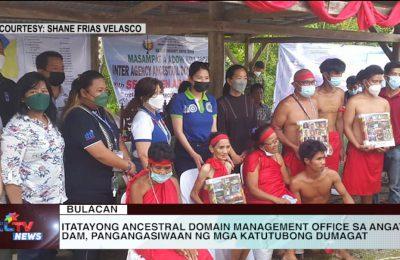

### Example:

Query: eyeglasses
xmin=263 ymin=139 xmax=279 ymax=146
xmin=297 ymin=81 xmax=316 ymax=86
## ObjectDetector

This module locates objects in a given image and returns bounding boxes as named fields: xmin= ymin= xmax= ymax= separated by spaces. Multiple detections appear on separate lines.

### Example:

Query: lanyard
xmin=292 ymin=94 xmax=317 ymax=120
xmin=91 ymin=110 xmax=119 ymax=150
xmin=141 ymin=107 xmax=171 ymax=144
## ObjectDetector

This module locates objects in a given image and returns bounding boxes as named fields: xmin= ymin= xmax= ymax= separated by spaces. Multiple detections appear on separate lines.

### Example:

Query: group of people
xmin=0 ymin=37 xmax=399 ymax=260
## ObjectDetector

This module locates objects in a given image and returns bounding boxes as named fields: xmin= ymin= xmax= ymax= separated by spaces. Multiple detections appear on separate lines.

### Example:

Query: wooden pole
xmin=393 ymin=25 xmax=400 ymax=62
xmin=244 ymin=37 xmax=254 ymax=70
xmin=90 ymin=35 xmax=100 ymax=71
xmin=208 ymin=2 xmax=225 ymax=98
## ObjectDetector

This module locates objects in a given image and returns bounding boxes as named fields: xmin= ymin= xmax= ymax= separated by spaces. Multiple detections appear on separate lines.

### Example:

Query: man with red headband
xmin=272 ymin=69 xmax=318 ymax=176
xmin=315 ymin=58 xmax=346 ymax=172
xmin=126 ymin=142 xmax=213 ymax=260
xmin=191 ymin=132 xmax=234 ymax=204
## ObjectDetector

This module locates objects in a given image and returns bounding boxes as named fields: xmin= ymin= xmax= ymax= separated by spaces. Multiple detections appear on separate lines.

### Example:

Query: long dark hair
xmin=16 ymin=71 xmax=57 ymax=124
xmin=62 ymin=70 xmax=104 ymax=121
xmin=122 ymin=77 xmax=163 ymax=119
xmin=223 ymin=64 xmax=247 ymax=96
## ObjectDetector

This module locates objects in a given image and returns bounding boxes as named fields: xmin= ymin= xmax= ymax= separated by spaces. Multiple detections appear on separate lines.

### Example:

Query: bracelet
xmin=125 ymin=161 xmax=132 ymax=172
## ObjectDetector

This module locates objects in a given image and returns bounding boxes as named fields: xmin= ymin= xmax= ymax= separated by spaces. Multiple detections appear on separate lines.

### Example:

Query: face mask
xmin=388 ymin=76 xmax=400 ymax=90
xmin=367 ymin=84 xmax=381 ymax=97
xmin=231 ymin=79 xmax=247 ymax=94
xmin=261 ymin=148 xmax=274 ymax=157
xmin=25 ymin=93 xmax=50 ymax=112
xmin=48 ymin=72 xmax=65 ymax=86
xmin=150 ymin=172 xmax=173 ymax=184
xmin=349 ymin=89 xmax=359 ymax=96
xmin=148 ymin=94 xmax=164 ymax=110
xmin=193 ymin=81 xmax=210 ymax=92
xmin=0 ymin=54 xmax=5 ymax=69
xmin=329 ymin=76 xmax=342 ymax=87
xmin=94 ymin=92 xmax=109 ymax=107
xmin=254 ymin=71 xmax=262 ymax=77
xmin=300 ymin=85 xmax=316 ymax=98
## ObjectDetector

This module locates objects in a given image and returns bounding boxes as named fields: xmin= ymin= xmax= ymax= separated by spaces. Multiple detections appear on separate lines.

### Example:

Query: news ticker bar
xmin=1 ymin=205 xmax=400 ymax=249
xmin=0 ymin=23 xmax=146 ymax=34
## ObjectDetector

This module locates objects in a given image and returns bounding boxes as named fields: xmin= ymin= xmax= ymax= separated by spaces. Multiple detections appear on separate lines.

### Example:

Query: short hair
xmin=363 ymin=65 xmax=384 ymax=80
xmin=299 ymin=140 xmax=327 ymax=163
xmin=384 ymin=61 xmax=400 ymax=75
xmin=356 ymin=69 xmax=365 ymax=82
xmin=254 ymin=61 xmax=265 ymax=69
xmin=319 ymin=58 xmax=346 ymax=74
xmin=346 ymin=76 xmax=357 ymax=86
xmin=35 ymin=51 xmax=63 ymax=70
xmin=148 ymin=143 xmax=175 ymax=162
xmin=250 ymin=83 xmax=264 ymax=94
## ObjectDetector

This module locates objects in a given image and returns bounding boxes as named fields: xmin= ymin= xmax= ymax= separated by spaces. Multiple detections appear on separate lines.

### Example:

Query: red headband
xmin=148 ymin=159 xmax=173 ymax=166
xmin=294 ymin=70 xmax=315 ymax=82
xmin=259 ymin=128 xmax=275 ymax=144
xmin=210 ymin=134 xmax=229 ymax=147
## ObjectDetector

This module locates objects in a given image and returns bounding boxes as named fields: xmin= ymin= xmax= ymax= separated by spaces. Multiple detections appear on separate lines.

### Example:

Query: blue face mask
xmin=329 ymin=76 xmax=342 ymax=87
xmin=388 ymin=76 xmax=400 ymax=90
xmin=349 ymin=89 xmax=358 ymax=96
xmin=150 ymin=172 xmax=173 ymax=183
xmin=300 ymin=85 xmax=316 ymax=98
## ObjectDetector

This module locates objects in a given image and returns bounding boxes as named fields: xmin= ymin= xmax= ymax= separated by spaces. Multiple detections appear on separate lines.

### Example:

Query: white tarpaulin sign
xmin=102 ymin=35 xmax=208 ymax=106
xmin=0 ymin=34 xmax=90 ymax=108
xmin=273 ymin=43 xmax=390 ymax=110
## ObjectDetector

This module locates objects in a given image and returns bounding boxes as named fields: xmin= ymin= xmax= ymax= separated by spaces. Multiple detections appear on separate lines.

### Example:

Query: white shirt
xmin=1 ymin=114 xmax=67 ymax=204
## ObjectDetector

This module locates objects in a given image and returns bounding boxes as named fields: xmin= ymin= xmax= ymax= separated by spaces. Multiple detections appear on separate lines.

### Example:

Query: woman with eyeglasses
xmin=126 ymin=77 xmax=171 ymax=172
xmin=243 ymin=124 xmax=296 ymax=205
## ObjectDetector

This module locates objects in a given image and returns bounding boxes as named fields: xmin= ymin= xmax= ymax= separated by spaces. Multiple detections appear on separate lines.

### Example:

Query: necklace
xmin=149 ymin=175 xmax=160 ymax=204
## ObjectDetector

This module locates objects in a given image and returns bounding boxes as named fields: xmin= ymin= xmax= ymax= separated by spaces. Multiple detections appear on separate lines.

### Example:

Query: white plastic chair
xmin=121 ymin=192 xmax=127 ymax=204
xmin=179 ymin=168 xmax=199 ymax=204
xmin=240 ymin=163 xmax=244 ymax=184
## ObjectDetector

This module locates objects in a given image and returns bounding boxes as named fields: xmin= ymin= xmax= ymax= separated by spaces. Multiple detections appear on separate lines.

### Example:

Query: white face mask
xmin=254 ymin=71 xmax=262 ymax=77
xmin=0 ymin=54 xmax=5 ymax=69
xmin=147 ymin=94 xmax=164 ymax=110
xmin=367 ymin=84 xmax=382 ymax=97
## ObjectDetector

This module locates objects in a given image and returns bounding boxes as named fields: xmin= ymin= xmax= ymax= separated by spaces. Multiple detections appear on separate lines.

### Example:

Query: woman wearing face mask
xmin=1 ymin=71 xmax=63 ymax=260
xmin=218 ymin=65 xmax=257 ymax=168
xmin=243 ymin=124 xmax=295 ymax=204
xmin=126 ymin=142 xmax=213 ymax=260
xmin=128 ymin=77 xmax=171 ymax=171
xmin=62 ymin=70 xmax=135 ymax=205
xmin=170 ymin=62 xmax=217 ymax=176
xmin=1 ymin=72 xmax=63 ymax=205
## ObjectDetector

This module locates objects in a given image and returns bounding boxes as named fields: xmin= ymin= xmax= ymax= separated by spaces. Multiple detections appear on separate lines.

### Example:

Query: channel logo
xmin=0 ymin=212 xmax=42 ymax=241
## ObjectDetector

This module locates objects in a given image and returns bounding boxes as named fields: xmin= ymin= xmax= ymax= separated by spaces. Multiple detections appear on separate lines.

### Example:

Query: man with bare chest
xmin=343 ymin=65 xmax=390 ymax=204
xmin=315 ymin=58 xmax=346 ymax=172
xmin=290 ymin=140 xmax=354 ymax=204
xmin=272 ymin=69 xmax=318 ymax=176
xmin=290 ymin=140 xmax=354 ymax=260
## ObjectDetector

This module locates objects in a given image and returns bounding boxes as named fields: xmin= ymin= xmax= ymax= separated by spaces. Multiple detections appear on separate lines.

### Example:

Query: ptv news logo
xmin=0 ymin=212 xmax=42 ymax=241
